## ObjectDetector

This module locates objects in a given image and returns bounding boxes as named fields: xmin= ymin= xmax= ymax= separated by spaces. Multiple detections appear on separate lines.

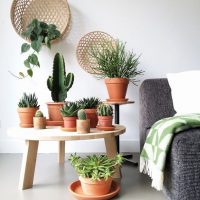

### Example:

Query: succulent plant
xmin=97 ymin=104 xmax=113 ymax=116
xmin=60 ymin=102 xmax=80 ymax=117
xmin=35 ymin=110 xmax=44 ymax=117
xmin=78 ymin=109 xmax=87 ymax=120
xmin=47 ymin=53 xmax=74 ymax=102
xmin=78 ymin=97 xmax=101 ymax=109
xmin=18 ymin=93 xmax=39 ymax=108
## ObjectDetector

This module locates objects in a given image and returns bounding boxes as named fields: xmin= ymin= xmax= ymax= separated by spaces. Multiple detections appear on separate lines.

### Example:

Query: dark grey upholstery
xmin=139 ymin=78 xmax=200 ymax=200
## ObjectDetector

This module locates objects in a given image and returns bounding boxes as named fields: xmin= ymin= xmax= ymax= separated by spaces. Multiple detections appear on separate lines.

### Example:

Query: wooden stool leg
xmin=58 ymin=141 xmax=65 ymax=164
xmin=19 ymin=140 xmax=39 ymax=190
xmin=104 ymin=135 xmax=121 ymax=179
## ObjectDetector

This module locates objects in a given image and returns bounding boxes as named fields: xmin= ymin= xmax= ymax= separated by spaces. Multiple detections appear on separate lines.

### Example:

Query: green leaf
xmin=27 ymin=69 xmax=33 ymax=77
xmin=28 ymin=54 xmax=40 ymax=66
xmin=19 ymin=72 xmax=25 ymax=78
xmin=24 ymin=59 xmax=30 ymax=68
xmin=31 ymin=40 xmax=42 ymax=53
xmin=21 ymin=43 xmax=30 ymax=53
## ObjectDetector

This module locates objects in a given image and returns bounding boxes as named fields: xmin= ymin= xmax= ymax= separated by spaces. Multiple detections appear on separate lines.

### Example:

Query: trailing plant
xmin=60 ymin=102 xmax=80 ymax=117
xmin=18 ymin=93 xmax=39 ymax=108
xmin=69 ymin=153 xmax=124 ymax=181
xmin=47 ymin=53 xmax=74 ymax=102
xmin=97 ymin=104 xmax=113 ymax=116
xmin=35 ymin=110 xmax=44 ymax=117
xmin=78 ymin=97 xmax=101 ymax=109
xmin=90 ymin=40 xmax=144 ymax=84
xmin=15 ymin=19 xmax=61 ymax=78
xmin=77 ymin=109 xmax=87 ymax=120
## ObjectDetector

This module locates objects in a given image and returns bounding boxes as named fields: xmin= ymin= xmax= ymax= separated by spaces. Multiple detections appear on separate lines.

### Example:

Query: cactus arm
xmin=47 ymin=76 xmax=53 ymax=91
xmin=65 ymin=73 xmax=74 ymax=91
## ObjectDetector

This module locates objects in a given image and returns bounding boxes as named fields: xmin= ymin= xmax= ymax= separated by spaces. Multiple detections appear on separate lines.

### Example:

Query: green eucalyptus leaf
xmin=21 ymin=43 xmax=30 ymax=53
xmin=27 ymin=69 xmax=33 ymax=77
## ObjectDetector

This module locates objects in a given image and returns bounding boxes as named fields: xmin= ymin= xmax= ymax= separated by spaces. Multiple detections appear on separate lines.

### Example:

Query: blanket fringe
xmin=140 ymin=158 xmax=164 ymax=191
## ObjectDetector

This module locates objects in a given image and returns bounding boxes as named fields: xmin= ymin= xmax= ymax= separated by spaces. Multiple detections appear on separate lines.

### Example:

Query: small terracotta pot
xmin=79 ymin=176 xmax=112 ymax=196
xmin=33 ymin=117 xmax=46 ymax=129
xmin=63 ymin=117 xmax=77 ymax=131
xmin=77 ymin=119 xmax=90 ymax=133
xmin=98 ymin=116 xmax=113 ymax=128
xmin=105 ymin=78 xmax=129 ymax=101
xmin=46 ymin=102 xmax=64 ymax=121
xmin=17 ymin=107 xmax=39 ymax=128
xmin=85 ymin=109 xmax=98 ymax=128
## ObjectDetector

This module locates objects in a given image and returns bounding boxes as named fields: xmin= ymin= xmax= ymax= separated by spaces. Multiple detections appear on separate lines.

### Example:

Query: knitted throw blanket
xmin=140 ymin=113 xmax=200 ymax=190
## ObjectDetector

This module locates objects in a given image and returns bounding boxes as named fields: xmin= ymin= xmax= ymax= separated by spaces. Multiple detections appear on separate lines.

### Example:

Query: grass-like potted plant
xmin=96 ymin=103 xmax=114 ymax=131
xmin=69 ymin=153 xmax=123 ymax=196
xmin=17 ymin=93 xmax=39 ymax=128
xmin=76 ymin=109 xmax=90 ymax=133
xmin=60 ymin=102 xmax=80 ymax=131
xmin=78 ymin=97 xmax=101 ymax=128
xmin=90 ymin=40 xmax=144 ymax=102
xmin=47 ymin=52 xmax=74 ymax=125
xmin=33 ymin=110 xmax=46 ymax=129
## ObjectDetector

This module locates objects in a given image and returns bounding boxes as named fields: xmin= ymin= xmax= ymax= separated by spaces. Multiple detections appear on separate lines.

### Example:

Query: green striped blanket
xmin=140 ymin=113 xmax=200 ymax=190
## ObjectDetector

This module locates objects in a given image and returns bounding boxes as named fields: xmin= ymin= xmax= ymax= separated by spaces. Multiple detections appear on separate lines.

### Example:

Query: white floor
xmin=0 ymin=154 xmax=165 ymax=200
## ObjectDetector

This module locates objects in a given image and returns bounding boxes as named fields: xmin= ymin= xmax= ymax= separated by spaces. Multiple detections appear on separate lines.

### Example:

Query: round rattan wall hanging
xmin=76 ymin=31 xmax=115 ymax=74
xmin=10 ymin=0 xmax=71 ymax=42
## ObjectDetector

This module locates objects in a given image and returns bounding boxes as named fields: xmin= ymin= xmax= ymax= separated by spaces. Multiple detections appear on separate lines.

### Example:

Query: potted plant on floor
xmin=47 ymin=52 xmax=74 ymax=125
xmin=96 ymin=103 xmax=114 ymax=131
xmin=76 ymin=109 xmax=90 ymax=133
xmin=78 ymin=97 xmax=101 ymax=128
xmin=17 ymin=93 xmax=39 ymax=128
xmin=69 ymin=153 xmax=123 ymax=196
xmin=33 ymin=110 xmax=46 ymax=129
xmin=90 ymin=40 xmax=144 ymax=102
xmin=60 ymin=102 xmax=80 ymax=131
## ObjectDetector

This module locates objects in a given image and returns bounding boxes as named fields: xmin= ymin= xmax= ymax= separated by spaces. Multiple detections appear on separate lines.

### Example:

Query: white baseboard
xmin=0 ymin=139 xmax=139 ymax=153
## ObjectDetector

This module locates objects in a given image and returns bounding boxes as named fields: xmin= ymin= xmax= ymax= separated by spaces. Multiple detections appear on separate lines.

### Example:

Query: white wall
xmin=1 ymin=0 xmax=200 ymax=153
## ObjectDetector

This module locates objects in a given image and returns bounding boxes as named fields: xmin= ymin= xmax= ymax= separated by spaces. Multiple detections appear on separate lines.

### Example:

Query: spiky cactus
xmin=35 ymin=110 xmax=44 ymax=117
xmin=47 ymin=53 xmax=74 ymax=102
xmin=97 ymin=104 xmax=113 ymax=116
xmin=78 ymin=109 xmax=87 ymax=120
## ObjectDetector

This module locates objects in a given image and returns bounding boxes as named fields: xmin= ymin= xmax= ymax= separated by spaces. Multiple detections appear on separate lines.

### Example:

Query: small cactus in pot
xmin=33 ymin=110 xmax=46 ymax=129
xmin=77 ymin=109 xmax=90 ymax=134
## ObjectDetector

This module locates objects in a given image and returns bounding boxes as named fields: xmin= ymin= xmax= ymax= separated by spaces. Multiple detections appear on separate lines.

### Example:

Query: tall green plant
xmin=47 ymin=53 xmax=74 ymax=102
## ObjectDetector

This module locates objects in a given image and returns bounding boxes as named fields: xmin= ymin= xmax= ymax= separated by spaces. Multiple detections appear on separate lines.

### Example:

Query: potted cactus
xmin=60 ymin=102 xmax=80 ymax=131
xmin=76 ymin=109 xmax=90 ymax=133
xmin=47 ymin=52 xmax=74 ymax=125
xmin=33 ymin=110 xmax=46 ymax=129
xmin=78 ymin=97 xmax=101 ymax=128
xmin=69 ymin=153 xmax=123 ymax=196
xmin=17 ymin=93 xmax=39 ymax=128
xmin=97 ymin=103 xmax=114 ymax=130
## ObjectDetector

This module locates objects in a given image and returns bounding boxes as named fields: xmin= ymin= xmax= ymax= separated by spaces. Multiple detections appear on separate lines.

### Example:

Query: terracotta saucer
xmin=106 ymin=98 xmax=128 ymax=103
xmin=60 ymin=126 xmax=76 ymax=132
xmin=96 ymin=125 xmax=115 ymax=131
xmin=68 ymin=180 xmax=120 ymax=200
xmin=46 ymin=120 xmax=64 ymax=126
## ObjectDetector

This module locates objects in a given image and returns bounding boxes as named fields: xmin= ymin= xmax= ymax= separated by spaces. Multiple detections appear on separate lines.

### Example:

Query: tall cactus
xmin=47 ymin=53 xmax=74 ymax=102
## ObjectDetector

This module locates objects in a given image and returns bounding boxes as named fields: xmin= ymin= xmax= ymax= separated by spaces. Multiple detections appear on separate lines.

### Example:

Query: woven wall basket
xmin=76 ymin=31 xmax=115 ymax=74
xmin=10 ymin=0 xmax=71 ymax=42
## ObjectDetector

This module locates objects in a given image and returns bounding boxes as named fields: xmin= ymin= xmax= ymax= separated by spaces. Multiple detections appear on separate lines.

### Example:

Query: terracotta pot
xmin=85 ymin=109 xmax=98 ymax=128
xmin=98 ymin=116 xmax=113 ymax=128
xmin=46 ymin=102 xmax=64 ymax=121
xmin=33 ymin=117 xmax=46 ymax=129
xmin=63 ymin=117 xmax=77 ymax=131
xmin=79 ymin=176 xmax=112 ymax=196
xmin=77 ymin=119 xmax=90 ymax=133
xmin=17 ymin=107 xmax=39 ymax=128
xmin=105 ymin=78 xmax=129 ymax=101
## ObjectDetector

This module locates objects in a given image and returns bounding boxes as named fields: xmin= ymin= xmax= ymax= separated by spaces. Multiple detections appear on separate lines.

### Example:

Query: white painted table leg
xmin=19 ymin=140 xmax=39 ymax=190
xmin=58 ymin=141 xmax=65 ymax=164
xmin=104 ymin=135 xmax=121 ymax=179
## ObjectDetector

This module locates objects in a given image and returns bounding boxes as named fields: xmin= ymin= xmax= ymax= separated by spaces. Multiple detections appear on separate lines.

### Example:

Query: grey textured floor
xmin=0 ymin=154 xmax=165 ymax=200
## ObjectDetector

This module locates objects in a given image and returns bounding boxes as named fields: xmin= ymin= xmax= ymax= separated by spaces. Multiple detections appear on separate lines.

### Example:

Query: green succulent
xmin=60 ymin=102 xmax=80 ymax=117
xmin=18 ymin=93 xmax=39 ymax=108
xmin=78 ymin=109 xmax=87 ymax=120
xmin=35 ymin=110 xmax=44 ymax=117
xmin=78 ymin=97 xmax=101 ymax=109
xmin=69 ymin=153 xmax=124 ymax=181
xmin=97 ymin=104 xmax=113 ymax=116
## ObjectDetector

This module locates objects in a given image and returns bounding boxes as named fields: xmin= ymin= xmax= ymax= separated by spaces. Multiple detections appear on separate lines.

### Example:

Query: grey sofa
xmin=139 ymin=78 xmax=200 ymax=200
